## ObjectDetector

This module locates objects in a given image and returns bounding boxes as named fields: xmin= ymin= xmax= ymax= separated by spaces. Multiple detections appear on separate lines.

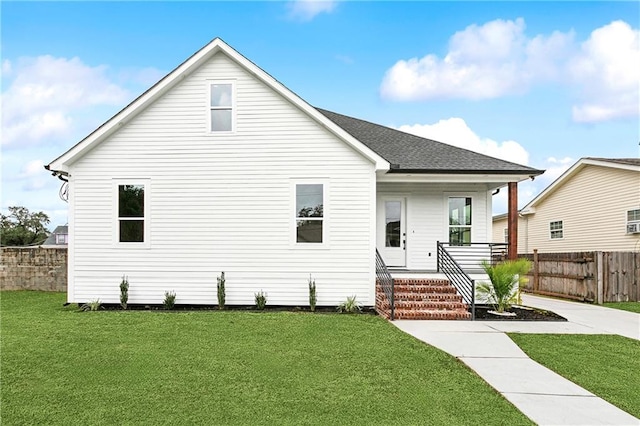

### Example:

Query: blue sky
xmin=2 ymin=1 xmax=639 ymax=229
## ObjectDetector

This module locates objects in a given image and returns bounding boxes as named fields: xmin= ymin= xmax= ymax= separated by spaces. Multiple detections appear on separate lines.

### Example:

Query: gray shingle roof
xmin=43 ymin=225 xmax=68 ymax=246
xmin=584 ymin=158 xmax=640 ymax=167
xmin=317 ymin=108 xmax=544 ymax=175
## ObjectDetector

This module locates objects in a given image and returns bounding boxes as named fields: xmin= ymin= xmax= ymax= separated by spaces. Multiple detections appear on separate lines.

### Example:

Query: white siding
xmin=68 ymin=53 xmax=375 ymax=306
xmin=525 ymin=165 xmax=640 ymax=252
xmin=377 ymin=182 xmax=492 ymax=270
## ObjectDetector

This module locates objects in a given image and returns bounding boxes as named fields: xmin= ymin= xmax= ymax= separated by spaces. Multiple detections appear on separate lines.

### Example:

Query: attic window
xmin=210 ymin=82 xmax=234 ymax=132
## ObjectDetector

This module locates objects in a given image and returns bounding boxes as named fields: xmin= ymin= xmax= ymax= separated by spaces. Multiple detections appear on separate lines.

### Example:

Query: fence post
xmin=596 ymin=251 xmax=604 ymax=305
xmin=533 ymin=249 xmax=539 ymax=292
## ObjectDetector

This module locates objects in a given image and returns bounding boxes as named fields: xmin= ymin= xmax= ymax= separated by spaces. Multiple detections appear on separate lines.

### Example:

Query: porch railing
xmin=436 ymin=242 xmax=476 ymax=320
xmin=375 ymin=249 xmax=395 ymax=320
xmin=437 ymin=242 xmax=508 ymax=273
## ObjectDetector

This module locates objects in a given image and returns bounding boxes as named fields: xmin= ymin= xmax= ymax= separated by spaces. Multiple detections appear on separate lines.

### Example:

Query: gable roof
xmin=42 ymin=225 xmax=68 ymax=246
xmin=521 ymin=157 xmax=640 ymax=214
xmin=46 ymin=38 xmax=389 ymax=173
xmin=317 ymin=109 xmax=543 ymax=175
xmin=46 ymin=37 xmax=540 ymax=179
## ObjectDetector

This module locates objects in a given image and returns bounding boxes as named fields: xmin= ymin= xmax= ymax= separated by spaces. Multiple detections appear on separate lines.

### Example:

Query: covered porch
xmin=374 ymin=173 xmax=524 ymax=320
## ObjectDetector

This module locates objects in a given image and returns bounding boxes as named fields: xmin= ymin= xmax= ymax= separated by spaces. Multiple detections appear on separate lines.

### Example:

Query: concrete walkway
xmin=394 ymin=296 xmax=640 ymax=425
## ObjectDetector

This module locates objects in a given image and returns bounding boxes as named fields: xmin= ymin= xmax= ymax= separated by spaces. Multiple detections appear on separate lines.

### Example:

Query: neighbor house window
xmin=549 ymin=220 xmax=563 ymax=239
xmin=296 ymin=184 xmax=324 ymax=243
xmin=117 ymin=184 xmax=146 ymax=243
xmin=209 ymin=82 xmax=233 ymax=132
xmin=627 ymin=209 xmax=640 ymax=234
xmin=55 ymin=233 xmax=68 ymax=244
xmin=503 ymin=228 xmax=508 ymax=243
xmin=449 ymin=197 xmax=472 ymax=245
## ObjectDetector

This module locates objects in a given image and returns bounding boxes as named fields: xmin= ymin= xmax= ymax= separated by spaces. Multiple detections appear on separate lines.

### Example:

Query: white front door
xmin=381 ymin=199 xmax=406 ymax=267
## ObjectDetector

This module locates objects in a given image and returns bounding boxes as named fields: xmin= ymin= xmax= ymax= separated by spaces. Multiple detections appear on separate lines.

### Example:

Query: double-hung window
xmin=549 ymin=220 xmax=563 ymax=239
xmin=295 ymin=183 xmax=324 ymax=244
xmin=209 ymin=82 xmax=234 ymax=132
xmin=627 ymin=209 xmax=640 ymax=234
xmin=115 ymin=181 xmax=149 ymax=245
xmin=448 ymin=197 xmax=472 ymax=245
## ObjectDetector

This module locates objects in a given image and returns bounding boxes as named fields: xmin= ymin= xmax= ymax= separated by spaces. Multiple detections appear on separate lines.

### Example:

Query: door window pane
xmin=449 ymin=197 xmax=472 ymax=245
xmin=385 ymin=201 xmax=401 ymax=248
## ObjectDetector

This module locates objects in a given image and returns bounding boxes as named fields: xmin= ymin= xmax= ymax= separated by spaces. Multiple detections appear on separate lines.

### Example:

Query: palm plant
xmin=477 ymin=259 xmax=531 ymax=313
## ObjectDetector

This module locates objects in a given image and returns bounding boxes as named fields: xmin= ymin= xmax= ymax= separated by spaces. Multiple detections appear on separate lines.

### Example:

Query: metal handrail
xmin=437 ymin=241 xmax=476 ymax=320
xmin=375 ymin=249 xmax=395 ymax=320
xmin=437 ymin=242 xmax=508 ymax=272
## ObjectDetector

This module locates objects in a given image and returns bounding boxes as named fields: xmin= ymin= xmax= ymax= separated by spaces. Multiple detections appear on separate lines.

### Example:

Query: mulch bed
xmin=85 ymin=303 xmax=377 ymax=315
xmin=474 ymin=305 xmax=567 ymax=321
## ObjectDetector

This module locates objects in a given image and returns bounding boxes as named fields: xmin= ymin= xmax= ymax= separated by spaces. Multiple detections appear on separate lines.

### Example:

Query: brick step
xmin=383 ymin=300 xmax=468 ymax=310
xmin=392 ymin=284 xmax=458 ymax=294
xmin=393 ymin=309 xmax=471 ymax=320
xmin=393 ymin=292 xmax=464 ymax=302
xmin=393 ymin=278 xmax=450 ymax=286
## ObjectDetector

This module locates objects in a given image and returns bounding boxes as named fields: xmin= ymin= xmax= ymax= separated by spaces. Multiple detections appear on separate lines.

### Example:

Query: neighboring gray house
xmin=46 ymin=38 xmax=541 ymax=317
xmin=42 ymin=225 xmax=69 ymax=247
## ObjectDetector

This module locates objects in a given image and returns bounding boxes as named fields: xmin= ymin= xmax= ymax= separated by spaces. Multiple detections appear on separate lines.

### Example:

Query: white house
xmin=46 ymin=38 xmax=542 ymax=317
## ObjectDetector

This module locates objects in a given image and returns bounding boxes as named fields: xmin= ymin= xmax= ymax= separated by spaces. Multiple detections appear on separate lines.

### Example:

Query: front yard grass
xmin=602 ymin=301 xmax=640 ymax=314
xmin=509 ymin=333 xmax=640 ymax=418
xmin=1 ymin=291 xmax=531 ymax=425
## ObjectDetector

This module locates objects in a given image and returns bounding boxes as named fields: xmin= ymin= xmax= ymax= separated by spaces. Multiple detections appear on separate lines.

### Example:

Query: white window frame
xmin=445 ymin=195 xmax=473 ymax=246
xmin=549 ymin=220 xmax=563 ymax=240
xmin=291 ymin=179 xmax=329 ymax=248
xmin=208 ymin=80 xmax=236 ymax=133
xmin=113 ymin=179 xmax=150 ymax=248
xmin=55 ymin=233 xmax=68 ymax=244
xmin=503 ymin=227 xmax=508 ymax=243
xmin=626 ymin=208 xmax=640 ymax=234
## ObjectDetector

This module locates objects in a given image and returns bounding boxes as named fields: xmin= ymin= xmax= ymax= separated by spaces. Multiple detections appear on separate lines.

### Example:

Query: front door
xmin=381 ymin=199 xmax=406 ymax=267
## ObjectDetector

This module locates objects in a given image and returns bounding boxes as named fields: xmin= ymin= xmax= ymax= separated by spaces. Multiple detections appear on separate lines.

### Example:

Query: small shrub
xmin=163 ymin=291 xmax=176 ymax=310
xmin=337 ymin=296 xmax=361 ymax=314
xmin=477 ymin=259 xmax=532 ymax=313
xmin=308 ymin=275 xmax=317 ymax=312
xmin=80 ymin=299 xmax=102 ymax=312
xmin=255 ymin=291 xmax=267 ymax=310
xmin=217 ymin=272 xmax=225 ymax=310
xmin=119 ymin=275 xmax=129 ymax=310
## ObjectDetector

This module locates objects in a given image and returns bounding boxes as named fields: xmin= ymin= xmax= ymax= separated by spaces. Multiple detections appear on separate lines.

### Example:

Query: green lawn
xmin=1 ymin=292 xmax=531 ymax=425
xmin=509 ymin=334 xmax=640 ymax=418
xmin=603 ymin=301 xmax=640 ymax=314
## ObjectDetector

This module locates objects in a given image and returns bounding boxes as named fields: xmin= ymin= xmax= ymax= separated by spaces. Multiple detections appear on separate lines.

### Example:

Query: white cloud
xmin=569 ymin=21 xmax=640 ymax=122
xmin=381 ymin=18 xmax=573 ymax=101
xmin=398 ymin=117 xmax=530 ymax=165
xmin=287 ymin=0 xmax=337 ymax=22
xmin=542 ymin=156 xmax=574 ymax=184
xmin=381 ymin=18 xmax=639 ymax=123
xmin=1 ymin=55 xmax=130 ymax=148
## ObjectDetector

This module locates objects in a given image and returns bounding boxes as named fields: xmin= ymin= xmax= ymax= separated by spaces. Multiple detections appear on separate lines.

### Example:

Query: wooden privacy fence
xmin=520 ymin=250 xmax=639 ymax=303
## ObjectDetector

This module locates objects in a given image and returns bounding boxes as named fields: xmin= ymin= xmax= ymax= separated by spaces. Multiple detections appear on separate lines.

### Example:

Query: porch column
xmin=508 ymin=182 xmax=518 ymax=260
